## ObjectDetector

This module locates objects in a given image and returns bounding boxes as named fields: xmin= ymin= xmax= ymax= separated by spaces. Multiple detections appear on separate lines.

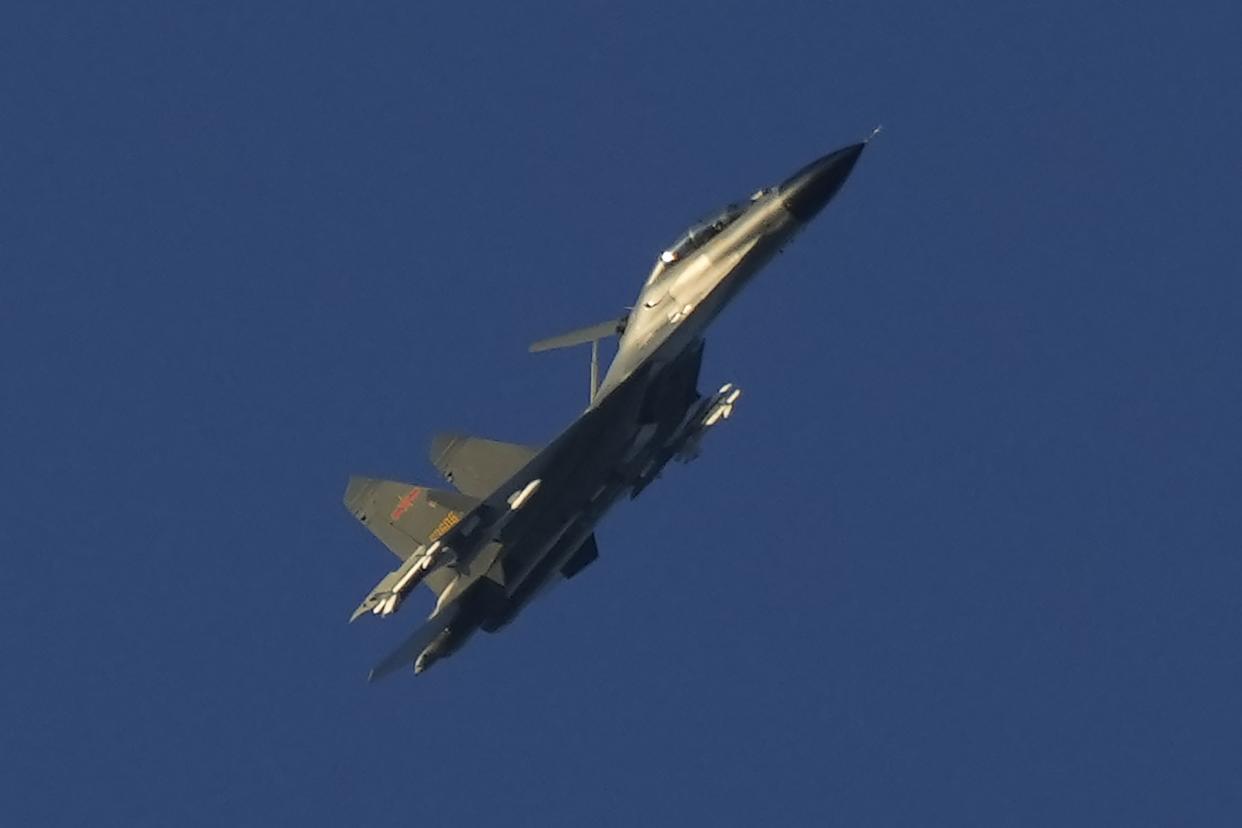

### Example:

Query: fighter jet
xmin=344 ymin=135 xmax=871 ymax=679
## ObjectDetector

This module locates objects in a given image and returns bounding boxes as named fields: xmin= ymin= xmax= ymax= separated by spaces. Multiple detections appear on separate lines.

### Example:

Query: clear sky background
xmin=3 ymin=2 xmax=1240 ymax=825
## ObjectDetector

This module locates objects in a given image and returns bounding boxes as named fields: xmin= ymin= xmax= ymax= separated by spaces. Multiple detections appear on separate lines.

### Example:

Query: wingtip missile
xmin=350 ymin=544 xmax=451 ymax=623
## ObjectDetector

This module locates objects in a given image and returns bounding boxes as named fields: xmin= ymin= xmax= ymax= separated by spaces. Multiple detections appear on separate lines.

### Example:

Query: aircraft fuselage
xmin=368 ymin=141 xmax=868 ymax=677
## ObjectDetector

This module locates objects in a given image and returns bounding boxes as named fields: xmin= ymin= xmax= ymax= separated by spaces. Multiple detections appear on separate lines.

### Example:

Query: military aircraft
xmin=344 ymin=135 xmax=871 ymax=680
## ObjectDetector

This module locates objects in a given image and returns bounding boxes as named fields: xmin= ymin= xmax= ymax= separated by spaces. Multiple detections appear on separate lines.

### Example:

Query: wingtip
xmin=343 ymin=475 xmax=376 ymax=511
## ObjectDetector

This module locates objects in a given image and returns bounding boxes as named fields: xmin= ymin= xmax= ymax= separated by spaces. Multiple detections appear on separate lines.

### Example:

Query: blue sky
xmin=3 ymin=2 xmax=1240 ymax=824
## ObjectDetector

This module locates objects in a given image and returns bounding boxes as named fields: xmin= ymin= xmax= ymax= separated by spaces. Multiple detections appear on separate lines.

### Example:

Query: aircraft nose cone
xmin=779 ymin=142 xmax=865 ymax=221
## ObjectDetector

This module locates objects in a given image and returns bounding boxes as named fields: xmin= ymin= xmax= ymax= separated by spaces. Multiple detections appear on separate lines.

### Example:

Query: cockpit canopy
xmin=646 ymin=201 xmax=748 ymax=284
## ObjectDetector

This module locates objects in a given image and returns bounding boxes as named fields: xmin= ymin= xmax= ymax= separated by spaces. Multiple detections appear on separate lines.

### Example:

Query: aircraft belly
xmin=482 ymin=509 xmax=616 ymax=632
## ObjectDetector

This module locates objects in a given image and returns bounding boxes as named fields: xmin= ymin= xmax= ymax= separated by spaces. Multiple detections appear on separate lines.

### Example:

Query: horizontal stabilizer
xmin=529 ymin=317 xmax=626 ymax=353
xmin=368 ymin=604 xmax=461 ymax=682
xmin=430 ymin=434 xmax=539 ymax=498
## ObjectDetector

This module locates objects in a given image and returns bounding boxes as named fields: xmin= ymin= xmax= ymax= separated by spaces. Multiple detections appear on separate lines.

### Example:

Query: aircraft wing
xmin=343 ymin=477 xmax=479 ymax=562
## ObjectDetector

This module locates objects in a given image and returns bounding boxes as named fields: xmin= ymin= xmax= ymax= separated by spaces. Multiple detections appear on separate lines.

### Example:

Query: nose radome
xmin=779 ymin=142 xmax=865 ymax=221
